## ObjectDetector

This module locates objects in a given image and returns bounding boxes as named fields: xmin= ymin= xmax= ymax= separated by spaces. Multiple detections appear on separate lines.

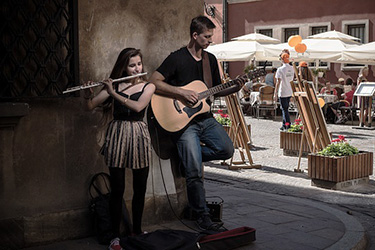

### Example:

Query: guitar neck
xmin=198 ymin=69 xmax=266 ymax=100
xmin=199 ymin=80 xmax=236 ymax=100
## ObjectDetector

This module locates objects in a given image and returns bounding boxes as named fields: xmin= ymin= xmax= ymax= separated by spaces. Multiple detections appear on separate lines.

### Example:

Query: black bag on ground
xmin=120 ymin=229 xmax=200 ymax=250
xmin=119 ymin=226 xmax=256 ymax=250
xmin=89 ymin=172 xmax=114 ymax=245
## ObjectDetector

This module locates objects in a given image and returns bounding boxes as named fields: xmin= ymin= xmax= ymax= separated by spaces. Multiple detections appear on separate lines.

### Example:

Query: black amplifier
xmin=206 ymin=197 xmax=224 ymax=222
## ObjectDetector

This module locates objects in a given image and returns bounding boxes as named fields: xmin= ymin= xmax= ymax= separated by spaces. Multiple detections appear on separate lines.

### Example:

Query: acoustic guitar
xmin=151 ymin=68 xmax=266 ymax=132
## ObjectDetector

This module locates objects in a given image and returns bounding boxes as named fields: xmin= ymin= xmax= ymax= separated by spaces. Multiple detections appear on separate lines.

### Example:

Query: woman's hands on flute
xmin=83 ymin=78 xmax=113 ymax=110
xmin=101 ymin=78 xmax=115 ymax=96
xmin=82 ymin=78 xmax=114 ymax=99
xmin=82 ymin=81 xmax=95 ymax=99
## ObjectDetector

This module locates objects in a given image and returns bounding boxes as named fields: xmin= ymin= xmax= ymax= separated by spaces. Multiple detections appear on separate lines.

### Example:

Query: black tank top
xmin=113 ymin=82 xmax=150 ymax=121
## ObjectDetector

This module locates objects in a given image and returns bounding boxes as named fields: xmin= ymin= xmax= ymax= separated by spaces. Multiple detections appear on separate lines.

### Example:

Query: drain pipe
xmin=222 ymin=0 xmax=228 ymax=72
xmin=222 ymin=0 xmax=227 ymax=43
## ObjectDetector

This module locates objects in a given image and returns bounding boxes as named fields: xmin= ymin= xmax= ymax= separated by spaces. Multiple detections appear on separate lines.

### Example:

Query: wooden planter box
xmin=308 ymin=151 xmax=373 ymax=188
xmin=280 ymin=131 xmax=309 ymax=156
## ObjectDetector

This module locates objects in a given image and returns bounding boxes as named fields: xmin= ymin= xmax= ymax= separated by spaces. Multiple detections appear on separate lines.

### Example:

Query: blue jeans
xmin=176 ymin=116 xmax=234 ymax=217
xmin=279 ymin=96 xmax=291 ymax=128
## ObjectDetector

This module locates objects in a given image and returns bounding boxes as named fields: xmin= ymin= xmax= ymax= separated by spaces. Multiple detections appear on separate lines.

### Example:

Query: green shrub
xmin=317 ymin=135 xmax=359 ymax=157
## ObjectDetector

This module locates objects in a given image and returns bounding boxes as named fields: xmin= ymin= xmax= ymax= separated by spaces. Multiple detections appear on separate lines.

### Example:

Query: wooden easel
xmin=291 ymin=63 xmax=331 ymax=172
xmin=218 ymin=63 xmax=261 ymax=170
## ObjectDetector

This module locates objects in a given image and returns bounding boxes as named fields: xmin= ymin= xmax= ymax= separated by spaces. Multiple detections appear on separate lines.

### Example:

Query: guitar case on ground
xmin=119 ymin=226 xmax=256 ymax=250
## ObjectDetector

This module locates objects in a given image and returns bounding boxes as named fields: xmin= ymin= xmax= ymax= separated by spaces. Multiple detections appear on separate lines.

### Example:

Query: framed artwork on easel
xmin=354 ymin=82 xmax=375 ymax=97
xmin=353 ymin=82 xmax=375 ymax=129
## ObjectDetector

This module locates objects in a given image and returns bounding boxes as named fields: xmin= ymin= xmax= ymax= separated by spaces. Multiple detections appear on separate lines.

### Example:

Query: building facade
xmin=205 ymin=0 xmax=375 ymax=83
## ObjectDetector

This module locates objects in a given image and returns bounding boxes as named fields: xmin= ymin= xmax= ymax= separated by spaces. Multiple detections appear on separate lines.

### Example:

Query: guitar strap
xmin=202 ymin=51 xmax=212 ymax=88
xmin=202 ymin=51 xmax=215 ymax=106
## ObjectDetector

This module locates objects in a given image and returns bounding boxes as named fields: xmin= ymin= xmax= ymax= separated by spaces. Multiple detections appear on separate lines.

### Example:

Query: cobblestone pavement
xmin=23 ymin=115 xmax=375 ymax=250
xmin=204 ymin=115 xmax=375 ymax=249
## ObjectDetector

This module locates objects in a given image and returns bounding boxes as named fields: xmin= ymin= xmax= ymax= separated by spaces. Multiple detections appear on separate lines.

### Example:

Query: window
xmin=347 ymin=24 xmax=365 ymax=43
xmin=309 ymin=61 xmax=328 ymax=68
xmin=284 ymin=28 xmax=299 ymax=42
xmin=309 ymin=25 xmax=329 ymax=68
xmin=255 ymin=29 xmax=273 ymax=67
xmin=0 ymin=0 xmax=79 ymax=99
xmin=257 ymin=29 xmax=273 ymax=38
xmin=342 ymin=20 xmax=369 ymax=69
xmin=342 ymin=19 xmax=368 ymax=44
xmin=256 ymin=61 xmax=272 ymax=68
xmin=311 ymin=26 xmax=328 ymax=35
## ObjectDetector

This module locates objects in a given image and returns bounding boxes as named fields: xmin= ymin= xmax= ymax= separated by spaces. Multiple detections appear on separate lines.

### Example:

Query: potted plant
xmin=215 ymin=109 xmax=231 ymax=135
xmin=311 ymin=68 xmax=326 ymax=78
xmin=280 ymin=119 xmax=310 ymax=156
xmin=243 ymin=61 xmax=255 ymax=74
xmin=308 ymin=135 xmax=373 ymax=187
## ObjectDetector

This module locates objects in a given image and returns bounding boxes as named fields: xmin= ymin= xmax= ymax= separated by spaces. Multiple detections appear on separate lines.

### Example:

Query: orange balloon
xmin=288 ymin=35 xmax=302 ymax=47
xmin=295 ymin=43 xmax=307 ymax=53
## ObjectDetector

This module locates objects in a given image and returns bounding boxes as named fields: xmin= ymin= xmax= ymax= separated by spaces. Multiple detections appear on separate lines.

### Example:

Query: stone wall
xmin=0 ymin=0 xmax=203 ymax=248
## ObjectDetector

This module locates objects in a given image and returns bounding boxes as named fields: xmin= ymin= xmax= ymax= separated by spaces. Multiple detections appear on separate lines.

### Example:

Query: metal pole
xmin=222 ymin=0 xmax=228 ymax=73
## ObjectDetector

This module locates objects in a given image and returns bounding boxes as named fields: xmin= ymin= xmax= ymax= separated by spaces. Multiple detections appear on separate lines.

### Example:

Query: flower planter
xmin=308 ymin=151 xmax=373 ymax=188
xmin=280 ymin=131 xmax=309 ymax=157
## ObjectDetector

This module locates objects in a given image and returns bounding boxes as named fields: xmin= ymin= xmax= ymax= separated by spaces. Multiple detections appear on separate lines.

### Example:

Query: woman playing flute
xmin=84 ymin=48 xmax=155 ymax=249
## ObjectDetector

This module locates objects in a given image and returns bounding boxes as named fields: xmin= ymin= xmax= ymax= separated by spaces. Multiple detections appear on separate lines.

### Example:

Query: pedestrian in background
xmin=274 ymin=52 xmax=294 ymax=131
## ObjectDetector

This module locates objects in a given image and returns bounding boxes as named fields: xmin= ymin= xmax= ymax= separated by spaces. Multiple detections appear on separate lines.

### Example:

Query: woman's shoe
xmin=108 ymin=237 xmax=123 ymax=250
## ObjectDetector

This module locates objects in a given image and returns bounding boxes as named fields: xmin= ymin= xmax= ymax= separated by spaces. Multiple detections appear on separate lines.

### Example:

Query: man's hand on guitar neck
xmin=216 ymin=75 xmax=246 ymax=97
xmin=234 ymin=75 xmax=247 ymax=88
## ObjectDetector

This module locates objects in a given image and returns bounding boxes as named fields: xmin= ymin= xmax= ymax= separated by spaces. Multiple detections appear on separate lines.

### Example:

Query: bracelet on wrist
xmin=123 ymin=97 xmax=129 ymax=105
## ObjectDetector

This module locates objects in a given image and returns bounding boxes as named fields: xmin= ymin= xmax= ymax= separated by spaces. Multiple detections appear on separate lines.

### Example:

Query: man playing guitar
xmin=150 ymin=16 xmax=245 ymax=231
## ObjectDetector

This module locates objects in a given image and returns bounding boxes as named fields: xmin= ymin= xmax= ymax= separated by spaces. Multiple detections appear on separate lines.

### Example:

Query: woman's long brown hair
xmin=101 ymin=48 xmax=147 ymax=125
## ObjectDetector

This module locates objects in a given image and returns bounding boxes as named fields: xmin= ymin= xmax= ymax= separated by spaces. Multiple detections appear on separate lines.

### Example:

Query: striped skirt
xmin=100 ymin=120 xmax=152 ymax=169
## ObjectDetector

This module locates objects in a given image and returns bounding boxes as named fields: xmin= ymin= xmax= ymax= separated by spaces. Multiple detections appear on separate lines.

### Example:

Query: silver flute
xmin=63 ymin=72 xmax=148 ymax=94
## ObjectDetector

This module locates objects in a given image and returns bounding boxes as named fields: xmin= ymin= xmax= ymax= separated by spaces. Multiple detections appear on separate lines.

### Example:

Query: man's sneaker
xmin=196 ymin=215 xmax=224 ymax=231
xmin=108 ymin=237 xmax=123 ymax=250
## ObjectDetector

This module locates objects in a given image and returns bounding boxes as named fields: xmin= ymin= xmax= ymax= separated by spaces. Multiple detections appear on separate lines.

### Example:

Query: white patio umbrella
xmin=338 ymin=41 xmax=375 ymax=65
xmin=263 ymin=39 xmax=359 ymax=62
xmin=307 ymin=30 xmax=361 ymax=43
xmin=205 ymin=40 xmax=270 ymax=62
xmin=206 ymin=32 xmax=280 ymax=62
xmin=232 ymin=33 xmax=280 ymax=44
xmin=262 ymin=30 xmax=360 ymax=62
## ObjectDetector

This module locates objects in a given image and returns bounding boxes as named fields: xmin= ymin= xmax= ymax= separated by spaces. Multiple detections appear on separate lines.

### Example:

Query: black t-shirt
xmin=156 ymin=47 xmax=221 ymax=88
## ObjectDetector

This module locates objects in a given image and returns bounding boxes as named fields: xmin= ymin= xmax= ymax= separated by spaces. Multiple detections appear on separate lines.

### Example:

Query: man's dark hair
xmin=345 ymin=78 xmax=353 ymax=86
xmin=190 ymin=16 xmax=216 ymax=36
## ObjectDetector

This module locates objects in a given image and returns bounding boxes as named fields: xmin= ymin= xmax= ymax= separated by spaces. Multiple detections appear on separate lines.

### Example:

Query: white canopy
xmin=263 ymin=38 xmax=359 ymax=62
xmin=206 ymin=33 xmax=280 ymax=62
xmin=307 ymin=30 xmax=361 ymax=43
xmin=263 ymin=30 xmax=361 ymax=62
xmin=206 ymin=40 xmax=271 ymax=62
xmin=338 ymin=42 xmax=375 ymax=65
xmin=232 ymin=33 xmax=280 ymax=44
